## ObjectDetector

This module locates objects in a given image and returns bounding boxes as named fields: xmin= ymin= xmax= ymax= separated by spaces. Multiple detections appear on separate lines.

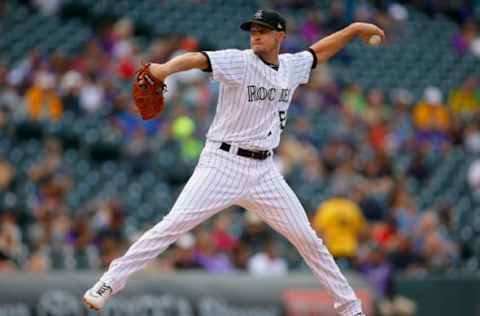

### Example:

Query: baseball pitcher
xmin=84 ymin=9 xmax=384 ymax=316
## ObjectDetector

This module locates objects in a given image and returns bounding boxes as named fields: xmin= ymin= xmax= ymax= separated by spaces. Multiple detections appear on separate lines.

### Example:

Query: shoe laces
xmin=97 ymin=284 xmax=112 ymax=296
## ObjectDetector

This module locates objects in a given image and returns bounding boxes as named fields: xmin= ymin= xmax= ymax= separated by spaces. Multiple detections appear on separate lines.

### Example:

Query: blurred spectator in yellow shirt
xmin=412 ymin=86 xmax=451 ymax=150
xmin=24 ymin=72 xmax=63 ymax=120
xmin=448 ymin=76 xmax=480 ymax=118
xmin=313 ymin=193 xmax=367 ymax=263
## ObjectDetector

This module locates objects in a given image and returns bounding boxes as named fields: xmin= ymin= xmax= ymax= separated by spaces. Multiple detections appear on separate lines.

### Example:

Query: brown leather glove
xmin=132 ymin=62 xmax=166 ymax=120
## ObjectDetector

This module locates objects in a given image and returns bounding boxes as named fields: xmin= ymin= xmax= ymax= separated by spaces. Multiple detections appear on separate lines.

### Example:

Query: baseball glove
xmin=132 ymin=62 xmax=166 ymax=120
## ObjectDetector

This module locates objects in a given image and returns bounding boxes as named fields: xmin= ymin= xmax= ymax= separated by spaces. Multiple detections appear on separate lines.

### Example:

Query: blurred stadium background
xmin=1 ymin=0 xmax=480 ymax=315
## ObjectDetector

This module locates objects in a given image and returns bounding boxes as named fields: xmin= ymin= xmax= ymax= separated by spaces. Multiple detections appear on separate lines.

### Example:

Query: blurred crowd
xmin=1 ymin=1 xmax=480 ymax=312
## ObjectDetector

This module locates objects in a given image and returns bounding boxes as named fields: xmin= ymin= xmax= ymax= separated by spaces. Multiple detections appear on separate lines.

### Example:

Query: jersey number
xmin=279 ymin=111 xmax=287 ymax=130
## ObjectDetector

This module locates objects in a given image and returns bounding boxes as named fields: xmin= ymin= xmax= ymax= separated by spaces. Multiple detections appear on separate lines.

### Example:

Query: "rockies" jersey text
xmin=247 ymin=85 xmax=291 ymax=103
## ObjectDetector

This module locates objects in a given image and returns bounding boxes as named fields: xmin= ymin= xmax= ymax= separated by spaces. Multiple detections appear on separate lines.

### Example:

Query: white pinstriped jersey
xmin=204 ymin=49 xmax=316 ymax=150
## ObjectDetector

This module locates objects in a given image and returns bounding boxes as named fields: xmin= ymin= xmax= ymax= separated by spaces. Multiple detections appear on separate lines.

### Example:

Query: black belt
xmin=219 ymin=142 xmax=271 ymax=160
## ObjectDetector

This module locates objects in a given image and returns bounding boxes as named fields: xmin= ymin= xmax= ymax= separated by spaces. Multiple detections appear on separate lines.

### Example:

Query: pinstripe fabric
xmin=98 ymin=47 xmax=363 ymax=315
xmin=205 ymin=49 xmax=314 ymax=151
xmin=101 ymin=143 xmax=249 ymax=293
xmin=101 ymin=144 xmax=362 ymax=316
xmin=238 ymin=158 xmax=363 ymax=316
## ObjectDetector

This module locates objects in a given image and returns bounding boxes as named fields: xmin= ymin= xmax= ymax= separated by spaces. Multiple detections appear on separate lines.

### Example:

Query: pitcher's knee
xmin=294 ymin=230 xmax=325 ymax=252
xmin=149 ymin=211 xmax=201 ymax=240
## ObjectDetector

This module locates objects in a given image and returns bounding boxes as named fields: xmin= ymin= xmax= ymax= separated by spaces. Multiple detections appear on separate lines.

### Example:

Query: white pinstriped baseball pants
xmin=101 ymin=140 xmax=363 ymax=316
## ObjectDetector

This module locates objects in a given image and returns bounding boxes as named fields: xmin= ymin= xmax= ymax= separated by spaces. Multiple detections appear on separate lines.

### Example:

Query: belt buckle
xmin=230 ymin=143 xmax=239 ymax=155
xmin=250 ymin=151 xmax=255 ymax=159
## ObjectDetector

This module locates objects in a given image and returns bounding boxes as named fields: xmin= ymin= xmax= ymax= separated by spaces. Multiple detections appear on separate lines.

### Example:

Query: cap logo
xmin=277 ymin=23 xmax=282 ymax=29
xmin=255 ymin=10 xmax=263 ymax=19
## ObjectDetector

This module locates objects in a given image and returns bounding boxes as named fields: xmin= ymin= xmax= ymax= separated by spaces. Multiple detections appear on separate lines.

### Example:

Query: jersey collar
xmin=257 ymin=55 xmax=279 ymax=71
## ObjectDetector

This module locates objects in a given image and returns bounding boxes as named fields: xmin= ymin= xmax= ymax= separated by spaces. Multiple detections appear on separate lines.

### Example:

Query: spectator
xmin=313 ymin=192 xmax=367 ymax=264
xmin=59 ymin=70 xmax=83 ymax=114
xmin=358 ymin=242 xmax=417 ymax=316
xmin=388 ymin=234 xmax=425 ymax=273
xmin=25 ymin=243 xmax=50 ymax=272
xmin=97 ymin=234 xmax=122 ymax=269
xmin=239 ymin=212 xmax=271 ymax=252
xmin=24 ymin=71 xmax=63 ymax=120
xmin=389 ymin=88 xmax=415 ymax=153
xmin=301 ymin=149 xmax=325 ymax=184
xmin=27 ymin=176 xmax=73 ymax=270
xmin=436 ymin=200 xmax=456 ymax=235
xmin=342 ymin=83 xmax=367 ymax=117
xmin=94 ymin=200 xmax=126 ymax=241
xmin=67 ymin=214 xmax=98 ymax=269
xmin=356 ymin=185 xmax=386 ymax=222
xmin=111 ymin=18 xmax=135 ymax=61
xmin=212 ymin=213 xmax=237 ymax=253
xmin=413 ymin=211 xmax=439 ymax=252
xmin=422 ymin=230 xmax=459 ymax=271
xmin=231 ymin=242 xmax=252 ymax=270
xmin=276 ymin=135 xmax=316 ymax=176
xmin=358 ymin=242 xmax=393 ymax=298
xmin=358 ymin=152 xmax=395 ymax=220
xmin=327 ymin=149 xmax=358 ymax=194
xmin=0 ymin=250 xmax=15 ymax=271
xmin=467 ymin=159 xmax=480 ymax=195
xmin=411 ymin=211 xmax=458 ymax=270
xmin=391 ymin=184 xmax=419 ymax=235
xmin=448 ymin=76 xmax=480 ymax=118
xmin=49 ymin=50 xmax=69 ymax=77
xmin=32 ymin=176 xmax=70 ymax=220
xmin=28 ymin=138 xmax=63 ymax=182
xmin=33 ymin=0 xmax=62 ymax=15
xmin=112 ymin=92 xmax=161 ymax=149
xmin=407 ymin=150 xmax=431 ymax=183
xmin=451 ymin=19 xmax=480 ymax=57
xmin=195 ymin=228 xmax=233 ymax=273
xmin=281 ymin=17 xmax=305 ymax=53
xmin=364 ymin=89 xmax=390 ymax=126
xmin=91 ymin=199 xmax=128 ymax=267
xmin=0 ymin=157 xmax=14 ymax=192
xmin=327 ymin=0 xmax=347 ymax=31
xmin=371 ymin=215 xmax=398 ymax=250
xmin=0 ymin=211 xmax=24 ymax=267
xmin=172 ymin=233 xmax=201 ymax=270
xmin=412 ymin=86 xmax=451 ymax=150
xmin=0 ymin=108 xmax=7 ymax=133
xmin=299 ymin=9 xmax=325 ymax=43
xmin=114 ymin=93 xmax=152 ymax=135
xmin=79 ymin=73 xmax=105 ymax=113
xmin=171 ymin=115 xmax=202 ymax=161
xmin=247 ymin=239 xmax=288 ymax=277
xmin=0 ymin=62 xmax=23 ymax=116
xmin=385 ymin=3 xmax=409 ymax=43
xmin=464 ymin=122 xmax=480 ymax=153
xmin=368 ymin=118 xmax=389 ymax=153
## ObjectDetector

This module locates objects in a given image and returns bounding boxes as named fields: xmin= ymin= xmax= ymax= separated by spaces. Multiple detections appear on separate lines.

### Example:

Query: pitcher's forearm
xmin=309 ymin=24 xmax=357 ymax=63
xmin=310 ymin=22 xmax=385 ymax=63
xmin=149 ymin=52 xmax=209 ymax=81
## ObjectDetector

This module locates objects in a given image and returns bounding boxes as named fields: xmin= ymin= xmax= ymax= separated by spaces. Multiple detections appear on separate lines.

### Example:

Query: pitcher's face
xmin=250 ymin=24 xmax=284 ymax=55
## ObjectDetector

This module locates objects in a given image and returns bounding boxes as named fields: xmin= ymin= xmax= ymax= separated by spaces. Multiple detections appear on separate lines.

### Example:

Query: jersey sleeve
xmin=202 ymin=49 xmax=246 ymax=85
xmin=288 ymin=49 xmax=317 ymax=85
